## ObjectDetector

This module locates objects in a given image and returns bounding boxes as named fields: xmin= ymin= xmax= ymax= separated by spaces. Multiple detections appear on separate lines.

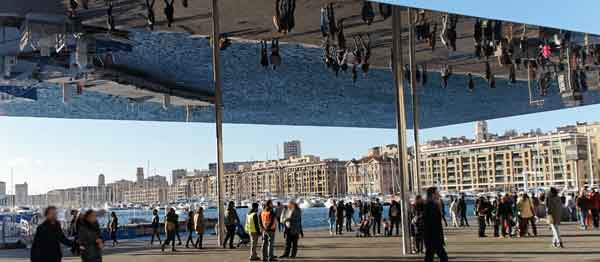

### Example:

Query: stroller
xmin=236 ymin=224 xmax=250 ymax=248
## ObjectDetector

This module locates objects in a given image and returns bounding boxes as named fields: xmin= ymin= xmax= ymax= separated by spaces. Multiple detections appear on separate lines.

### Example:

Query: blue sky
xmin=2 ymin=104 xmax=600 ymax=194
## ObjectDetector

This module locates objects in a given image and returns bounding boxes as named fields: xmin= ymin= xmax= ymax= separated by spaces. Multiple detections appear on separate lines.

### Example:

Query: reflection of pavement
xmin=2 ymin=222 xmax=600 ymax=262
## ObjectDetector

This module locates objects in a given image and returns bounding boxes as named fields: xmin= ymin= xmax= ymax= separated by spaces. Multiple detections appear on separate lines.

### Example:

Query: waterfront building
xmin=209 ymin=161 xmax=258 ymax=174
xmin=226 ymin=155 xmax=347 ymax=200
xmin=417 ymin=124 xmax=596 ymax=192
xmin=167 ymin=179 xmax=190 ymax=202
xmin=283 ymin=140 xmax=302 ymax=159
xmin=345 ymin=155 xmax=398 ymax=194
xmin=0 ymin=195 xmax=15 ymax=207
xmin=136 ymin=167 xmax=144 ymax=184
xmin=107 ymin=179 xmax=135 ymax=203
xmin=0 ymin=181 xmax=5 ymax=198
xmin=575 ymin=122 xmax=600 ymax=186
xmin=98 ymin=174 xmax=105 ymax=187
xmin=171 ymin=169 xmax=187 ymax=185
xmin=123 ymin=186 xmax=167 ymax=204
xmin=15 ymin=182 xmax=28 ymax=206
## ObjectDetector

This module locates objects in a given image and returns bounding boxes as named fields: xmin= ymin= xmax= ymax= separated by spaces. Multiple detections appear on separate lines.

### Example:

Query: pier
xmin=1 ymin=222 xmax=599 ymax=262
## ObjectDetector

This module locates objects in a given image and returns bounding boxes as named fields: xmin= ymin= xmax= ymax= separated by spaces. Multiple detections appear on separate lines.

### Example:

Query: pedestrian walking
xmin=31 ymin=206 xmax=75 ymax=262
xmin=281 ymin=201 xmax=303 ymax=258
xmin=161 ymin=208 xmax=178 ymax=252
xmin=440 ymin=198 xmax=448 ymax=227
xmin=260 ymin=200 xmax=277 ymax=262
xmin=185 ymin=211 xmax=195 ymax=248
xmin=475 ymin=196 xmax=489 ymax=237
xmin=458 ymin=194 xmax=469 ymax=227
xmin=589 ymin=189 xmax=600 ymax=229
xmin=547 ymin=187 xmax=564 ymax=248
xmin=150 ymin=209 xmax=161 ymax=245
xmin=194 ymin=207 xmax=205 ymax=249
xmin=423 ymin=187 xmax=449 ymax=262
xmin=371 ymin=199 xmax=383 ymax=235
xmin=328 ymin=200 xmax=336 ymax=235
xmin=388 ymin=200 xmax=401 ymax=236
xmin=345 ymin=202 xmax=354 ymax=232
xmin=498 ymin=194 xmax=514 ymax=237
xmin=336 ymin=200 xmax=345 ymax=235
xmin=108 ymin=212 xmax=118 ymax=246
xmin=449 ymin=196 xmax=459 ymax=227
xmin=78 ymin=210 xmax=103 ymax=262
xmin=517 ymin=193 xmax=537 ymax=237
xmin=245 ymin=203 xmax=261 ymax=261
xmin=223 ymin=201 xmax=240 ymax=249
xmin=411 ymin=195 xmax=425 ymax=254
xmin=576 ymin=190 xmax=590 ymax=230
xmin=174 ymin=211 xmax=182 ymax=245
xmin=276 ymin=202 xmax=285 ymax=232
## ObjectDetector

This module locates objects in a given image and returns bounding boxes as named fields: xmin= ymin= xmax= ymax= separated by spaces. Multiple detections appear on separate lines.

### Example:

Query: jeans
xmin=328 ymin=218 xmax=336 ymax=234
xmin=345 ymin=216 xmax=353 ymax=231
xmin=549 ymin=224 xmax=561 ymax=245
xmin=223 ymin=224 xmax=236 ymax=247
xmin=162 ymin=230 xmax=176 ymax=250
xmin=519 ymin=217 xmax=537 ymax=236
xmin=493 ymin=218 xmax=500 ymax=237
xmin=425 ymin=244 xmax=448 ymax=262
xmin=592 ymin=209 xmax=600 ymax=228
xmin=336 ymin=218 xmax=344 ymax=234
xmin=249 ymin=232 xmax=260 ymax=259
xmin=150 ymin=227 xmax=161 ymax=245
xmin=451 ymin=212 xmax=458 ymax=227
xmin=185 ymin=230 xmax=194 ymax=247
xmin=477 ymin=216 xmax=486 ymax=237
xmin=195 ymin=233 xmax=203 ymax=248
xmin=460 ymin=213 xmax=469 ymax=226
xmin=500 ymin=216 xmax=512 ymax=237
xmin=282 ymin=232 xmax=299 ymax=257
xmin=262 ymin=231 xmax=275 ymax=261
xmin=579 ymin=209 xmax=589 ymax=229
xmin=390 ymin=217 xmax=400 ymax=236
xmin=372 ymin=216 xmax=381 ymax=235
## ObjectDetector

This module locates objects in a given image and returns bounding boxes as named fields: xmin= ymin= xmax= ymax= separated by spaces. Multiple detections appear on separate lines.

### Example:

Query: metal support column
xmin=392 ymin=6 xmax=412 ymax=255
xmin=407 ymin=8 xmax=421 ymax=194
xmin=210 ymin=0 xmax=226 ymax=244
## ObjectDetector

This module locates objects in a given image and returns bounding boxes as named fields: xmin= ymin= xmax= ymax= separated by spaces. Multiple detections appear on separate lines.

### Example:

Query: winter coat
xmin=31 ymin=220 xmax=74 ymax=262
xmin=78 ymin=222 xmax=102 ymax=262
xmin=546 ymin=195 xmax=563 ymax=225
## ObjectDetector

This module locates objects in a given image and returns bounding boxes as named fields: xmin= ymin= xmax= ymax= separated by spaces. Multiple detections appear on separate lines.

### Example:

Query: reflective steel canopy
xmin=1 ymin=0 xmax=599 ymax=128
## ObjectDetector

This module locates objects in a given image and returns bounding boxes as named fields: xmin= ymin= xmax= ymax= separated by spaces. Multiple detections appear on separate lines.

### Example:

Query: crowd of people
xmin=28 ymin=185 xmax=600 ymax=262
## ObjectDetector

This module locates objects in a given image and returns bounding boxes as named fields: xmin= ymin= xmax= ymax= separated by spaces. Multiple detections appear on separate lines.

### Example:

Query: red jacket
xmin=590 ymin=193 xmax=600 ymax=210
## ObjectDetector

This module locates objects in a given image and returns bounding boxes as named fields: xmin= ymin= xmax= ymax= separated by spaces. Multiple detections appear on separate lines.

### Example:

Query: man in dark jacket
xmin=31 ymin=206 xmax=74 ymax=262
xmin=458 ymin=194 xmax=469 ymax=227
xmin=423 ymin=187 xmax=449 ymax=262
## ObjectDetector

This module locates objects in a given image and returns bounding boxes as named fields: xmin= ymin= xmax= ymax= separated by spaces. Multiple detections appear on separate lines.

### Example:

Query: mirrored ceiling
xmin=1 ymin=0 xmax=599 ymax=128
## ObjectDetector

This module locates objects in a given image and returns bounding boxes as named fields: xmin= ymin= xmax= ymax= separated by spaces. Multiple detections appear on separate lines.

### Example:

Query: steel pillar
xmin=392 ymin=6 xmax=412 ymax=255
xmin=407 ymin=8 xmax=421 ymax=194
xmin=210 ymin=0 xmax=226 ymax=244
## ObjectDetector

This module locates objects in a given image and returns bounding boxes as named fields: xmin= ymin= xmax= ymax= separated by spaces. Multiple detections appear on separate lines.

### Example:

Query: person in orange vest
xmin=260 ymin=200 xmax=277 ymax=262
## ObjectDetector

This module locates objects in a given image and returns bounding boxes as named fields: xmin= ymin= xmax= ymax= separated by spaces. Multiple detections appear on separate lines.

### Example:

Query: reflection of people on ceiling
xmin=106 ymin=0 xmax=115 ymax=32
xmin=379 ymin=3 xmax=391 ymax=20
xmin=440 ymin=64 xmax=452 ymax=88
xmin=361 ymin=1 xmax=375 ymax=25
xmin=164 ymin=0 xmax=175 ymax=28
xmin=274 ymin=0 xmax=296 ymax=34
xmin=146 ymin=0 xmax=156 ymax=31
xmin=270 ymin=39 xmax=281 ymax=70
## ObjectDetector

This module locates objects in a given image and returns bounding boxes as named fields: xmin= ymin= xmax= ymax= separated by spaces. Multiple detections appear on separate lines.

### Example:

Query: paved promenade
xmin=2 ymin=222 xmax=599 ymax=262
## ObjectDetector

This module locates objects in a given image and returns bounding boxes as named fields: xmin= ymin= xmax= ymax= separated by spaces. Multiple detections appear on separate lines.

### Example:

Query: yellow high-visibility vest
xmin=245 ymin=212 xmax=259 ymax=233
